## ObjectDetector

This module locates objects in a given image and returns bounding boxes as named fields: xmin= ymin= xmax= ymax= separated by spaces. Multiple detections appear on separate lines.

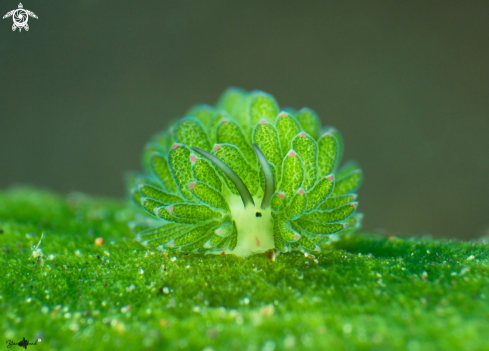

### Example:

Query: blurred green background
xmin=1 ymin=1 xmax=488 ymax=240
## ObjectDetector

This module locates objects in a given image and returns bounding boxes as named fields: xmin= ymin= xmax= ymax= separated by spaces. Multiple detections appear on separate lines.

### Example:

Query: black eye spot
xmin=255 ymin=212 xmax=262 ymax=217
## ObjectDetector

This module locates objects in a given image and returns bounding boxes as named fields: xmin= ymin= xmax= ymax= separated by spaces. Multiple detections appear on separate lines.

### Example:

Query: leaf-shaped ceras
xmin=127 ymin=88 xmax=363 ymax=257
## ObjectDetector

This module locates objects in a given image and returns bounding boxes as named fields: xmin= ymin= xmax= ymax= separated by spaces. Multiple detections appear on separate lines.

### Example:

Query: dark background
xmin=1 ymin=1 xmax=488 ymax=239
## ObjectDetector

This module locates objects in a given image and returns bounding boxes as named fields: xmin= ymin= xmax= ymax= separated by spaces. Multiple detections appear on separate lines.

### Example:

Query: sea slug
xmin=127 ymin=88 xmax=363 ymax=257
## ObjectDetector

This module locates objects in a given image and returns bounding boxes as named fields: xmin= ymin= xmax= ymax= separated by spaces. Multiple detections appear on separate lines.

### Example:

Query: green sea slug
xmin=127 ymin=88 xmax=363 ymax=257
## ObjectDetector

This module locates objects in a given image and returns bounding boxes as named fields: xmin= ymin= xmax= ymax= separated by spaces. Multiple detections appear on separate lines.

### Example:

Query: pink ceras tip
xmin=326 ymin=175 xmax=334 ymax=181
xmin=190 ymin=155 xmax=197 ymax=163
xmin=287 ymin=150 xmax=296 ymax=157
xmin=299 ymin=132 xmax=308 ymax=137
xmin=189 ymin=182 xmax=196 ymax=190
xmin=213 ymin=144 xmax=222 ymax=151
xmin=323 ymin=128 xmax=333 ymax=136
xmin=351 ymin=202 xmax=358 ymax=209
xmin=167 ymin=205 xmax=174 ymax=213
xmin=298 ymin=188 xmax=305 ymax=194
xmin=259 ymin=119 xmax=268 ymax=125
xmin=172 ymin=143 xmax=180 ymax=149
xmin=278 ymin=192 xmax=285 ymax=199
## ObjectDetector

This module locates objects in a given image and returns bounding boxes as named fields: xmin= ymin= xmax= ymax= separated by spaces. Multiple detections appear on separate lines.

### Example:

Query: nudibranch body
xmin=127 ymin=88 xmax=363 ymax=257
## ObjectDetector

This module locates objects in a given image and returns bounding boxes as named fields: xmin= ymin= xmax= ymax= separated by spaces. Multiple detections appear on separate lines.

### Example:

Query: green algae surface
xmin=1 ymin=187 xmax=488 ymax=351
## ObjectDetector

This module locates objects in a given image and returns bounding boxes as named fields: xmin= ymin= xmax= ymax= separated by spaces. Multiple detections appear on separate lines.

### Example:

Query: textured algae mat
xmin=1 ymin=187 xmax=488 ymax=350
